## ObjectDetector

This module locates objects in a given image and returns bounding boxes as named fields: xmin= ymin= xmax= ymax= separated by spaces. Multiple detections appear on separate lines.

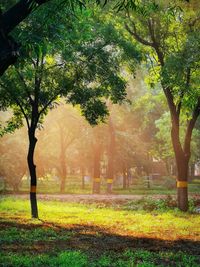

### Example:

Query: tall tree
xmin=123 ymin=0 xmax=200 ymax=210
xmin=0 ymin=6 xmax=138 ymax=217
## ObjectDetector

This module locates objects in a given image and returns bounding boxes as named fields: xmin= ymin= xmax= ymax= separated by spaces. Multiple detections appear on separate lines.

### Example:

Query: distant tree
xmin=0 ymin=127 xmax=27 ymax=192
xmin=106 ymin=112 xmax=115 ymax=194
xmin=92 ymin=126 xmax=105 ymax=194
xmin=38 ymin=105 xmax=84 ymax=193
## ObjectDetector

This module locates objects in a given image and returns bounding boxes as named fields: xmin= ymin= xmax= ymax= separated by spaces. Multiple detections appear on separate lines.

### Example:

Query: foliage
xmin=120 ymin=0 xmax=200 ymax=152
xmin=0 ymin=5 xmax=140 ymax=133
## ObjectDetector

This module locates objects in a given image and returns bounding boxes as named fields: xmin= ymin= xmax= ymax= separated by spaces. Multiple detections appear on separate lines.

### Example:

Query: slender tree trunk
xmin=122 ymin=168 xmax=127 ymax=190
xmin=126 ymin=168 xmax=130 ymax=189
xmin=28 ymin=129 xmax=38 ymax=218
xmin=13 ymin=182 xmax=19 ymax=193
xmin=106 ymin=116 xmax=115 ymax=194
xmin=165 ymin=160 xmax=171 ymax=176
xmin=81 ymin=167 xmax=85 ymax=190
xmin=189 ymin=163 xmax=195 ymax=181
xmin=59 ymin=128 xmax=67 ymax=193
xmin=93 ymin=144 xmax=101 ymax=194
xmin=60 ymin=176 xmax=66 ymax=193
xmin=60 ymin=163 xmax=67 ymax=193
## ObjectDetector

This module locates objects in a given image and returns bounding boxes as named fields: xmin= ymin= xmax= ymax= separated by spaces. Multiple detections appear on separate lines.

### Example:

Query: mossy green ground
xmin=0 ymin=196 xmax=200 ymax=266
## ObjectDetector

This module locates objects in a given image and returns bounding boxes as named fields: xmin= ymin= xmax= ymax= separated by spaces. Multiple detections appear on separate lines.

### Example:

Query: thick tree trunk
xmin=0 ymin=32 xmax=19 ymax=76
xmin=28 ymin=129 xmax=38 ymax=218
xmin=171 ymin=126 xmax=189 ymax=211
xmin=176 ymin=159 xmax=189 ymax=212
xmin=0 ymin=0 xmax=49 ymax=75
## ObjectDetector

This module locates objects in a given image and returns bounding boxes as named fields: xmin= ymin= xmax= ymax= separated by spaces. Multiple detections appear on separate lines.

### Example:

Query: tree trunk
xmin=0 ymin=32 xmax=19 ymax=76
xmin=127 ymin=168 xmax=130 ymax=189
xmin=106 ymin=116 xmax=115 ymax=194
xmin=60 ymin=176 xmax=66 ymax=193
xmin=0 ymin=0 xmax=49 ymax=75
xmin=171 ymin=125 xmax=189 ymax=211
xmin=189 ymin=163 xmax=195 ymax=181
xmin=176 ymin=159 xmax=189 ymax=212
xmin=122 ymin=168 xmax=127 ymax=189
xmin=59 ymin=129 xmax=67 ymax=193
xmin=60 ymin=164 xmax=67 ymax=193
xmin=28 ymin=130 xmax=38 ymax=218
xmin=93 ymin=144 xmax=101 ymax=194
xmin=165 ymin=160 xmax=171 ymax=176
xmin=13 ymin=182 xmax=19 ymax=193
xmin=81 ymin=167 xmax=85 ymax=190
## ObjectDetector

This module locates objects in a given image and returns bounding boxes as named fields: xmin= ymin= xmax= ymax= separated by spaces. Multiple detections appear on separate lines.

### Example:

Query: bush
xmin=123 ymin=195 xmax=177 ymax=212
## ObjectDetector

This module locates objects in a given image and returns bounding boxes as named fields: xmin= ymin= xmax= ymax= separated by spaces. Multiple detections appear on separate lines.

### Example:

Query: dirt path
xmin=2 ymin=193 xmax=200 ymax=204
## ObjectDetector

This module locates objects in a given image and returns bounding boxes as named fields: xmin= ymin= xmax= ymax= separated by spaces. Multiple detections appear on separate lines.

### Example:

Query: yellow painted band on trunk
xmin=31 ymin=186 xmax=37 ymax=193
xmin=177 ymin=181 xmax=188 ymax=188
xmin=107 ymin=179 xmax=113 ymax=184
xmin=94 ymin=178 xmax=100 ymax=183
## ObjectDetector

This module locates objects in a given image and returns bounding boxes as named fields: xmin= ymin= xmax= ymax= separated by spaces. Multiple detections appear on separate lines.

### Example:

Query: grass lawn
xmin=0 ymin=196 xmax=200 ymax=266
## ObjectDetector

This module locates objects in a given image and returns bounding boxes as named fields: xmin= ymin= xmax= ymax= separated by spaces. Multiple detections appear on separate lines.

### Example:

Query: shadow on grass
xmin=0 ymin=219 xmax=199 ymax=256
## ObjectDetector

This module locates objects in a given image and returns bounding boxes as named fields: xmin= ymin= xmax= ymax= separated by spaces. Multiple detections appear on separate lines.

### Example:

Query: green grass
xmin=0 ymin=250 xmax=199 ymax=267
xmin=0 ymin=196 xmax=200 ymax=266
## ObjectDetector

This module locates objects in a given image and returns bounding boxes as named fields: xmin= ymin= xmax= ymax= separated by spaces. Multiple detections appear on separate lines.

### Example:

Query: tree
xmin=123 ymin=0 xmax=200 ymax=210
xmin=0 ymin=6 xmax=138 ymax=217
xmin=38 ymin=105 xmax=84 ymax=193
xmin=0 ymin=127 xmax=27 ymax=192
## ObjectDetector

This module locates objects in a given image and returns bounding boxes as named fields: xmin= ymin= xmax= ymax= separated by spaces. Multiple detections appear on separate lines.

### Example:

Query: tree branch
xmin=1 ymin=0 xmax=49 ymax=34
xmin=15 ymin=68 xmax=34 ymax=105
xmin=0 ymin=81 xmax=30 ymax=128
xmin=177 ymin=68 xmax=190 ymax=117
xmin=184 ymin=97 xmax=200 ymax=155
xmin=125 ymin=22 xmax=154 ymax=47
xmin=38 ymin=93 xmax=59 ymax=116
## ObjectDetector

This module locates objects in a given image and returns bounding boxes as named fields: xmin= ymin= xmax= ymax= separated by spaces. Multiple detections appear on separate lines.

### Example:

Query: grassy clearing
xmin=0 ymin=196 xmax=200 ymax=266
xmin=0 ymin=196 xmax=199 ymax=239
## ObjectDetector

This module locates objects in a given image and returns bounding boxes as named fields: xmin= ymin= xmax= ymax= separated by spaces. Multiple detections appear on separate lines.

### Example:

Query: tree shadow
xmin=0 ymin=219 xmax=199 ymax=256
